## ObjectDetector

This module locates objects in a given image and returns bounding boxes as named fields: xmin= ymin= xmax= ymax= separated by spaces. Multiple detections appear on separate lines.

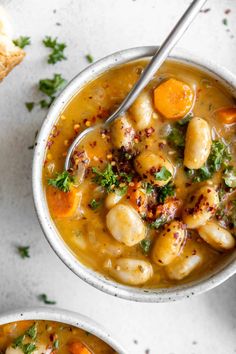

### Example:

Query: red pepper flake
xmin=224 ymin=9 xmax=231 ymax=15
xmin=145 ymin=127 xmax=155 ymax=137
xmin=173 ymin=232 xmax=179 ymax=239
xmin=192 ymin=249 xmax=197 ymax=255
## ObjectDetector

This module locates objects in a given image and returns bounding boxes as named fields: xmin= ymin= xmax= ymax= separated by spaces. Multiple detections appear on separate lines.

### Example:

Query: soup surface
xmin=0 ymin=320 xmax=116 ymax=354
xmin=43 ymin=59 xmax=236 ymax=288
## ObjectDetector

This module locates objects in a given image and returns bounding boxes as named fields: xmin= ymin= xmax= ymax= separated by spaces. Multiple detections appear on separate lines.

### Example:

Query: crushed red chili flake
xmin=224 ymin=9 xmax=231 ymax=14
xmin=145 ymin=127 xmax=155 ymax=137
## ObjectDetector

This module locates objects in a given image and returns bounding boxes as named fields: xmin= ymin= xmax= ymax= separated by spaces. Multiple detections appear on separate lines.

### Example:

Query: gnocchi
xmin=109 ymin=258 xmax=153 ymax=285
xmin=152 ymin=221 xmax=186 ymax=266
xmin=110 ymin=115 xmax=135 ymax=149
xmin=135 ymin=150 xmax=174 ymax=187
xmin=129 ymin=91 xmax=153 ymax=130
xmin=198 ymin=221 xmax=235 ymax=250
xmin=106 ymin=204 xmax=146 ymax=246
xmin=183 ymin=186 xmax=219 ymax=229
xmin=184 ymin=117 xmax=212 ymax=169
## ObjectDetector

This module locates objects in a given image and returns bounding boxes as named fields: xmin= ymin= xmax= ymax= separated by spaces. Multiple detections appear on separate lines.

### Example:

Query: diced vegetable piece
xmin=217 ymin=107 xmax=236 ymax=124
xmin=47 ymin=186 xmax=80 ymax=218
xmin=68 ymin=342 xmax=92 ymax=354
xmin=154 ymin=78 xmax=193 ymax=119
xmin=127 ymin=181 xmax=147 ymax=214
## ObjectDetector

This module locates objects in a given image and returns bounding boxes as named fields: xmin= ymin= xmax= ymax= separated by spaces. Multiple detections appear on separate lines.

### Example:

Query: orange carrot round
xmin=47 ymin=186 xmax=80 ymax=218
xmin=154 ymin=78 xmax=193 ymax=119
xmin=217 ymin=107 xmax=236 ymax=124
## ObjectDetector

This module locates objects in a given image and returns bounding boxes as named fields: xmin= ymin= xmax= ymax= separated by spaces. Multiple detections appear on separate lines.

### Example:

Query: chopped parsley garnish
xmin=154 ymin=166 xmax=172 ymax=181
xmin=208 ymin=140 xmax=231 ymax=173
xmin=12 ymin=323 xmax=37 ymax=354
xmin=13 ymin=36 xmax=31 ymax=49
xmin=39 ymin=74 xmax=67 ymax=98
xmin=223 ymin=166 xmax=236 ymax=188
xmin=157 ymin=182 xmax=175 ymax=203
xmin=177 ymin=112 xmax=193 ymax=126
xmin=149 ymin=215 xmax=167 ymax=229
xmin=142 ymin=182 xmax=154 ymax=194
xmin=92 ymin=164 xmax=119 ymax=192
xmin=17 ymin=246 xmax=30 ymax=259
xmin=86 ymin=54 xmax=94 ymax=63
xmin=140 ymin=239 xmax=152 ymax=254
xmin=186 ymin=140 xmax=231 ymax=183
xmin=39 ymin=97 xmax=55 ymax=109
xmin=48 ymin=171 xmax=74 ymax=192
xmin=38 ymin=293 xmax=57 ymax=305
xmin=89 ymin=199 xmax=102 ymax=210
xmin=25 ymin=102 xmax=35 ymax=112
xmin=43 ymin=36 xmax=67 ymax=64
xmin=53 ymin=339 xmax=59 ymax=349
xmin=222 ymin=18 xmax=228 ymax=26
xmin=167 ymin=126 xmax=185 ymax=148
xmin=25 ymin=324 xmax=37 ymax=340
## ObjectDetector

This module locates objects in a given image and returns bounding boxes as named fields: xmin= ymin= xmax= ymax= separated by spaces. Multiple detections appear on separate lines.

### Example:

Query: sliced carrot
xmin=217 ymin=107 xmax=236 ymax=124
xmin=154 ymin=78 xmax=193 ymax=119
xmin=47 ymin=186 xmax=80 ymax=218
xmin=127 ymin=182 xmax=147 ymax=215
xmin=68 ymin=341 xmax=92 ymax=354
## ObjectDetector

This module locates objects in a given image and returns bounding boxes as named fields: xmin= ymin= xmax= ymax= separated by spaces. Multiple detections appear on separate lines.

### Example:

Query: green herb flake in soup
xmin=43 ymin=59 xmax=236 ymax=288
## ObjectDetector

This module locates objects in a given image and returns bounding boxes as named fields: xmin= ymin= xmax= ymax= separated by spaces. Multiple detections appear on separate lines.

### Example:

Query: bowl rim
xmin=32 ymin=46 xmax=236 ymax=303
xmin=0 ymin=307 xmax=126 ymax=353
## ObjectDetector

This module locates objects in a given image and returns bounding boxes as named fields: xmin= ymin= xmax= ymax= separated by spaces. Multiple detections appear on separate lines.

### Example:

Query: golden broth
xmin=0 ymin=320 xmax=116 ymax=354
xmin=43 ymin=59 xmax=236 ymax=288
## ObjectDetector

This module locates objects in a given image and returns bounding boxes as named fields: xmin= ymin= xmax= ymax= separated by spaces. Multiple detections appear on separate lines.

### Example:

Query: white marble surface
xmin=0 ymin=0 xmax=235 ymax=353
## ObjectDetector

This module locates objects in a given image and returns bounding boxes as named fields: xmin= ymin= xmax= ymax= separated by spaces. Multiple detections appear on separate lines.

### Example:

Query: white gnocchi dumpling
xmin=135 ymin=150 xmax=174 ymax=187
xmin=105 ymin=192 xmax=123 ymax=209
xmin=129 ymin=91 xmax=153 ymax=130
xmin=106 ymin=203 xmax=146 ymax=246
xmin=183 ymin=186 xmax=219 ymax=229
xmin=184 ymin=117 xmax=212 ymax=169
xmin=110 ymin=115 xmax=135 ymax=149
xmin=109 ymin=258 xmax=153 ymax=285
xmin=198 ymin=221 xmax=235 ymax=250
xmin=165 ymin=241 xmax=203 ymax=280
xmin=152 ymin=220 xmax=186 ymax=266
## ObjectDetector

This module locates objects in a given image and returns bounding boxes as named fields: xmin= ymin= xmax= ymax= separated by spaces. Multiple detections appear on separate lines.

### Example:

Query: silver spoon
xmin=65 ymin=0 xmax=207 ymax=170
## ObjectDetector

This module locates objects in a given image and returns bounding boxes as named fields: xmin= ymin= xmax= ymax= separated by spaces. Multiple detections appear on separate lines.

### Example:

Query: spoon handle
xmin=105 ymin=0 xmax=207 ymax=125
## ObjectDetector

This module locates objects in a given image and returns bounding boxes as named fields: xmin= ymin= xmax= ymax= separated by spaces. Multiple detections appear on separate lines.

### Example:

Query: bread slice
xmin=0 ymin=33 xmax=25 ymax=81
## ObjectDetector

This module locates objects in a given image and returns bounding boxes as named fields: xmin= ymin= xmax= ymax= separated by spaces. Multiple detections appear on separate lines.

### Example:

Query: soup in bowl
xmin=33 ymin=47 xmax=236 ymax=302
xmin=0 ymin=308 xmax=124 ymax=354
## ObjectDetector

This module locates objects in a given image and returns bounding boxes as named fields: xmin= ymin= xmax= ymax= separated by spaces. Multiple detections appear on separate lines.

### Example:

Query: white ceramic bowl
xmin=32 ymin=46 xmax=236 ymax=302
xmin=0 ymin=307 xmax=125 ymax=353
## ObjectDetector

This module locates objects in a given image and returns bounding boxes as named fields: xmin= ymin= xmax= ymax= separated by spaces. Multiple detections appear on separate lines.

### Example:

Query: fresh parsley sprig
xmin=13 ymin=36 xmax=31 ymax=49
xmin=48 ymin=171 xmax=74 ymax=192
xmin=43 ymin=36 xmax=67 ymax=64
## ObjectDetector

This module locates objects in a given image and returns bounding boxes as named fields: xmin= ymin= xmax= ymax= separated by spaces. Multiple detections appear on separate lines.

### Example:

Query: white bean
xmin=184 ymin=117 xmax=212 ymax=169
xmin=198 ymin=221 xmax=235 ymax=250
xmin=152 ymin=220 xmax=186 ymax=266
xmin=135 ymin=150 xmax=174 ymax=187
xmin=182 ymin=186 xmax=219 ymax=229
xmin=110 ymin=115 xmax=135 ymax=149
xmin=129 ymin=91 xmax=153 ymax=130
xmin=105 ymin=192 xmax=123 ymax=209
xmin=106 ymin=204 xmax=146 ymax=246
xmin=165 ymin=253 xmax=202 ymax=280
xmin=109 ymin=258 xmax=153 ymax=285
